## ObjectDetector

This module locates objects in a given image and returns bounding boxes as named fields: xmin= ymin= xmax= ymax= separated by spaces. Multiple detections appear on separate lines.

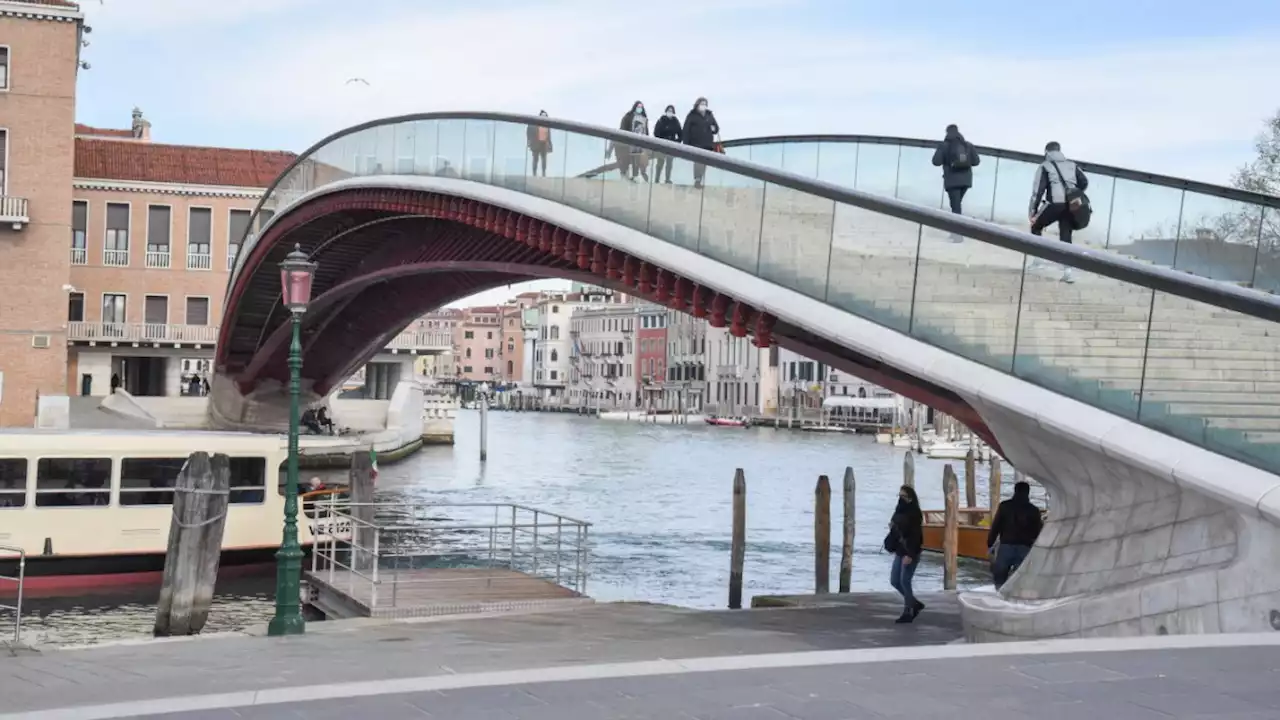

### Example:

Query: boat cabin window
xmin=0 ymin=458 xmax=25 ymax=508
xmin=228 ymin=457 xmax=266 ymax=504
xmin=36 ymin=458 xmax=111 ymax=507
xmin=120 ymin=457 xmax=185 ymax=506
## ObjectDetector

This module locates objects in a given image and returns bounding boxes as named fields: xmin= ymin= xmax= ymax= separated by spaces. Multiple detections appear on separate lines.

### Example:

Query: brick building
xmin=635 ymin=303 xmax=668 ymax=407
xmin=0 ymin=1 xmax=83 ymax=425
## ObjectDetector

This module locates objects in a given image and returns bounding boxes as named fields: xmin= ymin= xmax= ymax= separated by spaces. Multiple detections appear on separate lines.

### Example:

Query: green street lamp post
xmin=268 ymin=243 xmax=317 ymax=637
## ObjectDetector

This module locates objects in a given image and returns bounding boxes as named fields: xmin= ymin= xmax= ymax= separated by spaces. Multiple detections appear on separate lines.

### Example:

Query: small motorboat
xmin=705 ymin=416 xmax=750 ymax=427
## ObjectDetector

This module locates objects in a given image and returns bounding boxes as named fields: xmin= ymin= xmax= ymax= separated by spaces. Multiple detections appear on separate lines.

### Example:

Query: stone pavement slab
xmin=129 ymin=645 xmax=1280 ymax=719
xmin=0 ymin=596 xmax=961 ymax=715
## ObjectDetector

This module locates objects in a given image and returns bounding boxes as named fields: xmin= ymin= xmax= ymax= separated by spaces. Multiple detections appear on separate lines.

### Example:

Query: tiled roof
xmin=75 ymin=138 xmax=297 ymax=189
xmin=75 ymin=123 xmax=135 ymax=139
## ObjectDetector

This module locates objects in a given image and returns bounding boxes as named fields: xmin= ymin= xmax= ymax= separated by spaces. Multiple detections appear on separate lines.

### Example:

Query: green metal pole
xmin=268 ymin=312 xmax=306 ymax=636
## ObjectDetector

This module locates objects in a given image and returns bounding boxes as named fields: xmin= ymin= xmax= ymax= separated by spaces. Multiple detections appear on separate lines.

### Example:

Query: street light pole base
xmin=267 ymin=615 xmax=306 ymax=637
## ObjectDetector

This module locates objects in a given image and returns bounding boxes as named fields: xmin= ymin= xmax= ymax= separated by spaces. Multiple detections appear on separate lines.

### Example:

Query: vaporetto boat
xmin=0 ymin=429 xmax=324 ymax=596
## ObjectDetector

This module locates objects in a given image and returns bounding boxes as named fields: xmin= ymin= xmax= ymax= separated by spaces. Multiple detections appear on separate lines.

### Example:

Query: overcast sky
xmin=75 ymin=0 xmax=1280 ymax=306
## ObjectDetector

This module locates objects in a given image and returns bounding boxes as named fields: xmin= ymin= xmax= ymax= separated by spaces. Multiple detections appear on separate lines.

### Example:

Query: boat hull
xmin=922 ymin=524 xmax=991 ymax=561
xmin=0 ymin=545 xmax=287 ymax=597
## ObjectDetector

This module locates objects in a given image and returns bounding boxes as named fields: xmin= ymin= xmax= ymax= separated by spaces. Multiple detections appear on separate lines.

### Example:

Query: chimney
xmin=131 ymin=107 xmax=152 ymax=142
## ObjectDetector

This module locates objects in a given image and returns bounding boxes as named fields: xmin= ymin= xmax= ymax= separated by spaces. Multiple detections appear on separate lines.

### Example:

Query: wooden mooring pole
xmin=988 ymin=455 xmax=1003 ymax=520
xmin=479 ymin=394 xmax=489 ymax=462
xmin=814 ymin=475 xmax=831 ymax=594
xmin=155 ymin=452 xmax=230 ymax=637
xmin=729 ymin=469 xmax=746 ymax=609
xmin=943 ymin=465 xmax=959 ymax=591
xmin=903 ymin=450 xmax=915 ymax=489
xmin=839 ymin=467 xmax=855 ymax=593
xmin=964 ymin=448 xmax=977 ymax=509
xmin=350 ymin=448 xmax=376 ymax=574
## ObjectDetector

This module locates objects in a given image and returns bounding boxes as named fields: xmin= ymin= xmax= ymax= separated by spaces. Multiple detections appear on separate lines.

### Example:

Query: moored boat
xmin=0 ymin=429 xmax=331 ymax=597
xmin=705 ymin=416 xmax=750 ymax=427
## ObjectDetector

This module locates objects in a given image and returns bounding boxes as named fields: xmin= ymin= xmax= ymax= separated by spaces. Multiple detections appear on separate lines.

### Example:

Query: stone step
xmin=1166 ymin=403 xmax=1280 ymax=418
xmin=1100 ymin=379 xmax=1280 ymax=395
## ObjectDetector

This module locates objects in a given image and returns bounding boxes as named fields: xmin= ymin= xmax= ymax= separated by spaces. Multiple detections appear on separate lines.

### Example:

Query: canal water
xmin=20 ymin=410 xmax=1014 ymax=646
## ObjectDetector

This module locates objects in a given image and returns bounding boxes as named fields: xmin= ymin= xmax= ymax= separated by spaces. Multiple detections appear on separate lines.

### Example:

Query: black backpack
xmin=949 ymin=142 xmax=972 ymax=170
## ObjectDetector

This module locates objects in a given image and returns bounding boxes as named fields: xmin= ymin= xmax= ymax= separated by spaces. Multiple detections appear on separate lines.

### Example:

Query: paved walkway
xmin=0 ymin=596 xmax=961 ymax=717
xmin=17 ymin=636 xmax=1280 ymax=719
xmin=155 ymin=644 xmax=1280 ymax=719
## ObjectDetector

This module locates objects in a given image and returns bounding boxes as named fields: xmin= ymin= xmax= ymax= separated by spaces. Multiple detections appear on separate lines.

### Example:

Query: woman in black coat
xmin=681 ymin=97 xmax=720 ymax=188
xmin=885 ymin=484 xmax=925 ymax=623
xmin=652 ymin=105 xmax=682 ymax=184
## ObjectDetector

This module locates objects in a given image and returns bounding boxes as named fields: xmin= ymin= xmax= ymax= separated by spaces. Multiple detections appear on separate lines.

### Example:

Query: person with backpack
xmin=884 ymin=484 xmax=925 ymax=624
xmin=931 ymin=124 xmax=979 ymax=218
xmin=653 ymin=104 xmax=682 ymax=184
xmin=682 ymin=97 xmax=720 ymax=188
xmin=986 ymin=480 xmax=1043 ymax=590
xmin=1029 ymin=141 xmax=1091 ymax=283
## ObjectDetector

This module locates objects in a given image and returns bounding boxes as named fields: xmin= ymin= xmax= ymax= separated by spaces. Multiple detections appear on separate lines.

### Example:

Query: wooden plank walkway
xmin=304 ymin=567 xmax=591 ymax=620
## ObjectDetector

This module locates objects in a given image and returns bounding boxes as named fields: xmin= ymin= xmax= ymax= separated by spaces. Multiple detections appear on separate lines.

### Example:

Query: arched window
xmin=550 ymin=326 xmax=560 ymax=340
xmin=507 ymin=360 xmax=513 ymax=375
xmin=550 ymin=349 xmax=559 ymax=362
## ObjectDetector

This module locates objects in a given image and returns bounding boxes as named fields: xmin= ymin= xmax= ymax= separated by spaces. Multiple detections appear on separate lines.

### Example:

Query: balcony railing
xmin=0 ymin=196 xmax=29 ymax=228
xmin=145 ymin=251 xmax=171 ymax=269
xmin=103 ymin=249 xmax=129 ymax=267
xmin=66 ymin=324 xmax=464 ymax=352
xmin=226 ymin=253 xmax=238 ymax=271
xmin=67 ymin=322 xmax=219 ymax=345
xmin=70 ymin=247 xmax=86 ymax=265
xmin=187 ymin=253 xmax=212 ymax=270
xmin=385 ymin=329 xmax=453 ymax=352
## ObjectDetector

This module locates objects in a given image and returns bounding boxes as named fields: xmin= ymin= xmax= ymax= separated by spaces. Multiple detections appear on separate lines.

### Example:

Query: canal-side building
xmin=705 ymin=326 xmax=765 ymax=416
xmin=532 ymin=286 xmax=621 ymax=405
xmin=635 ymin=304 xmax=668 ymax=408
xmin=568 ymin=303 xmax=637 ymax=410
xmin=454 ymin=305 xmax=502 ymax=383
xmin=662 ymin=308 xmax=707 ymax=412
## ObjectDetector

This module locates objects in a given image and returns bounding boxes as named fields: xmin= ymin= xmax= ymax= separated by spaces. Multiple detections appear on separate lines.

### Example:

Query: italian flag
xmin=370 ymin=447 xmax=379 ymax=482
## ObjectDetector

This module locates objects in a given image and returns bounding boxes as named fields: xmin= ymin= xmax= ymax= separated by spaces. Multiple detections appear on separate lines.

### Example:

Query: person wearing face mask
xmin=526 ymin=110 xmax=554 ymax=177
xmin=617 ymin=101 xmax=650 ymax=182
xmin=682 ymin=97 xmax=720 ymax=188
xmin=884 ymin=484 xmax=925 ymax=624
xmin=652 ymin=105 xmax=682 ymax=184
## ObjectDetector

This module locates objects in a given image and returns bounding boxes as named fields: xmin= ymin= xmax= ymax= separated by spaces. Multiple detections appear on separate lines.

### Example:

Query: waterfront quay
xmin=2 ymin=602 xmax=1279 ymax=718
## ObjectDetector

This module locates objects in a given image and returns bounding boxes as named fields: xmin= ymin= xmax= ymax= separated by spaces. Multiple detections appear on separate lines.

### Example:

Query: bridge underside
xmin=214 ymin=187 xmax=998 ymax=442
xmin=216 ymin=182 xmax=1280 ymax=642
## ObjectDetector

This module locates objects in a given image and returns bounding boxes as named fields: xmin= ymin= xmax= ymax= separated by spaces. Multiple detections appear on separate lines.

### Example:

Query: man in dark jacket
xmin=987 ymin=480 xmax=1043 ymax=589
xmin=682 ymin=97 xmax=719 ymax=188
xmin=931 ymin=124 xmax=979 ymax=216
xmin=653 ymin=104 xmax=682 ymax=184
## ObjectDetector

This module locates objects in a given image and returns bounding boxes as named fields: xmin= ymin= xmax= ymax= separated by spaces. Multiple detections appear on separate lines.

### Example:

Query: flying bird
xmin=345 ymin=78 xmax=371 ymax=86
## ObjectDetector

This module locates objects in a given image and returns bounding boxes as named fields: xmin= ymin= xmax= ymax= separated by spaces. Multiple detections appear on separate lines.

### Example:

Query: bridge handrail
xmin=723 ymin=133 xmax=1280 ymax=210
xmin=231 ymin=111 xmax=1280 ymax=326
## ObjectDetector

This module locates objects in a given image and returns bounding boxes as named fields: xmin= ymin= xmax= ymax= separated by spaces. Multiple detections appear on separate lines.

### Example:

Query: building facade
xmin=66 ymin=115 xmax=294 ymax=399
xmin=568 ymin=303 xmax=637 ymax=410
xmin=532 ymin=286 xmax=623 ymax=404
xmin=705 ymin=327 xmax=764 ymax=416
xmin=0 ymin=1 xmax=81 ymax=425
xmin=454 ymin=305 xmax=501 ymax=382
xmin=635 ymin=304 xmax=667 ymax=408
xmin=662 ymin=307 xmax=707 ymax=412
